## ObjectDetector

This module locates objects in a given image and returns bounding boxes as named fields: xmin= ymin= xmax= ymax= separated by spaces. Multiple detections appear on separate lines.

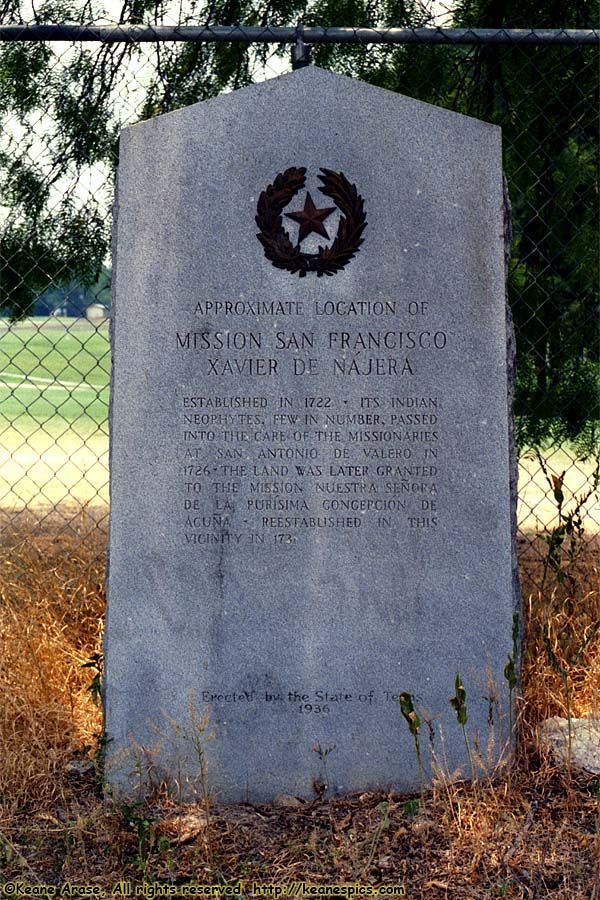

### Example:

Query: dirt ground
xmin=0 ymin=428 xmax=109 ymax=508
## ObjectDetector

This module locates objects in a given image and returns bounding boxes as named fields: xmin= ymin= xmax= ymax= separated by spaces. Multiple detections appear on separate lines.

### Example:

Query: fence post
xmin=291 ymin=20 xmax=311 ymax=69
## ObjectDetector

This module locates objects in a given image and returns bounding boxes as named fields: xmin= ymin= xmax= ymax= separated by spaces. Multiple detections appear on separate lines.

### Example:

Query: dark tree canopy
xmin=445 ymin=1 xmax=599 ymax=452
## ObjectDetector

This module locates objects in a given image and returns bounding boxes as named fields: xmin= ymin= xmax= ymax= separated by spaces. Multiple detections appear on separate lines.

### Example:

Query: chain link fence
xmin=0 ymin=16 xmax=598 ymax=586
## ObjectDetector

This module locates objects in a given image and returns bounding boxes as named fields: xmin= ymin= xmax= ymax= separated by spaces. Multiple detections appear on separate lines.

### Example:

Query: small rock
xmin=160 ymin=811 xmax=207 ymax=845
xmin=539 ymin=716 xmax=600 ymax=774
xmin=273 ymin=793 xmax=303 ymax=808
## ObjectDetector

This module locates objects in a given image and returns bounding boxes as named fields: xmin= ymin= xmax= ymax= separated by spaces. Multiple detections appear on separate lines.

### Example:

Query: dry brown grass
xmin=519 ymin=533 xmax=600 ymax=727
xmin=0 ymin=516 xmax=599 ymax=898
xmin=0 ymin=513 xmax=105 ymax=814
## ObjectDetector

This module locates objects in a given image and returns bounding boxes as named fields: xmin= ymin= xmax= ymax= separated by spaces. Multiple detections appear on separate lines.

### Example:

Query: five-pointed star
xmin=285 ymin=192 xmax=336 ymax=243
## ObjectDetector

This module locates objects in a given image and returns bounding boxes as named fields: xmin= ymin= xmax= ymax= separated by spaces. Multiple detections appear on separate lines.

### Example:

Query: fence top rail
xmin=0 ymin=24 xmax=598 ymax=45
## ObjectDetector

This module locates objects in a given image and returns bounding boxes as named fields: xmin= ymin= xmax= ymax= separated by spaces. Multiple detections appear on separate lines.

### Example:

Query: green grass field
xmin=0 ymin=316 xmax=110 ymax=437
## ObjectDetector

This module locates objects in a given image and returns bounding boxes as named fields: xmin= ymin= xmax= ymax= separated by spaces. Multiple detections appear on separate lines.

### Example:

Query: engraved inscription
xmin=176 ymin=300 xmax=444 ymax=546
xmin=200 ymin=687 xmax=410 ymax=716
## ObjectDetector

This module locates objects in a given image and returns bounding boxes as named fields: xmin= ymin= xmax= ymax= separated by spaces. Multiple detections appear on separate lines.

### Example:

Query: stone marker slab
xmin=104 ymin=66 xmax=519 ymax=803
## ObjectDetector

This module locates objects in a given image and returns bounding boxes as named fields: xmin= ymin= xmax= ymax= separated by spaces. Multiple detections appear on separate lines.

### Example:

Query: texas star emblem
xmin=255 ymin=167 xmax=367 ymax=277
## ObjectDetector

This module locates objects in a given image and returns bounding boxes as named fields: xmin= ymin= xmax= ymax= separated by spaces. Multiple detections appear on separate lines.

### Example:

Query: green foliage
xmin=450 ymin=672 xmax=468 ymax=728
xmin=0 ymin=42 xmax=51 ymax=116
xmin=537 ymin=450 xmax=600 ymax=588
xmin=447 ymin=1 xmax=599 ymax=451
xmin=398 ymin=689 xmax=421 ymax=736
xmin=401 ymin=798 xmax=420 ymax=816
xmin=53 ymin=52 xmax=119 ymax=167
xmin=307 ymin=0 xmax=429 ymax=84
xmin=0 ymin=226 xmax=59 ymax=318
xmin=81 ymin=652 xmax=104 ymax=705
xmin=120 ymin=801 xmax=171 ymax=877
xmin=398 ymin=690 xmax=425 ymax=808
xmin=450 ymin=672 xmax=474 ymax=780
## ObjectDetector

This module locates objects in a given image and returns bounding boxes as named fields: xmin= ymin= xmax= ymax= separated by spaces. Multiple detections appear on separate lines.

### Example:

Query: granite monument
xmin=104 ymin=66 xmax=519 ymax=802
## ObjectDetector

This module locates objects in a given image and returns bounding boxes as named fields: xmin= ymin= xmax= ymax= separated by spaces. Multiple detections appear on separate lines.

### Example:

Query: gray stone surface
xmin=104 ymin=66 xmax=519 ymax=803
xmin=539 ymin=717 xmax=600 ymax=774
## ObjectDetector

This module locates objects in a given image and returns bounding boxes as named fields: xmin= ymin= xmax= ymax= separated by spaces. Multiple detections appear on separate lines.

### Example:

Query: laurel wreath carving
xmin=255 ymin=167 xmax=367 ymax=277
